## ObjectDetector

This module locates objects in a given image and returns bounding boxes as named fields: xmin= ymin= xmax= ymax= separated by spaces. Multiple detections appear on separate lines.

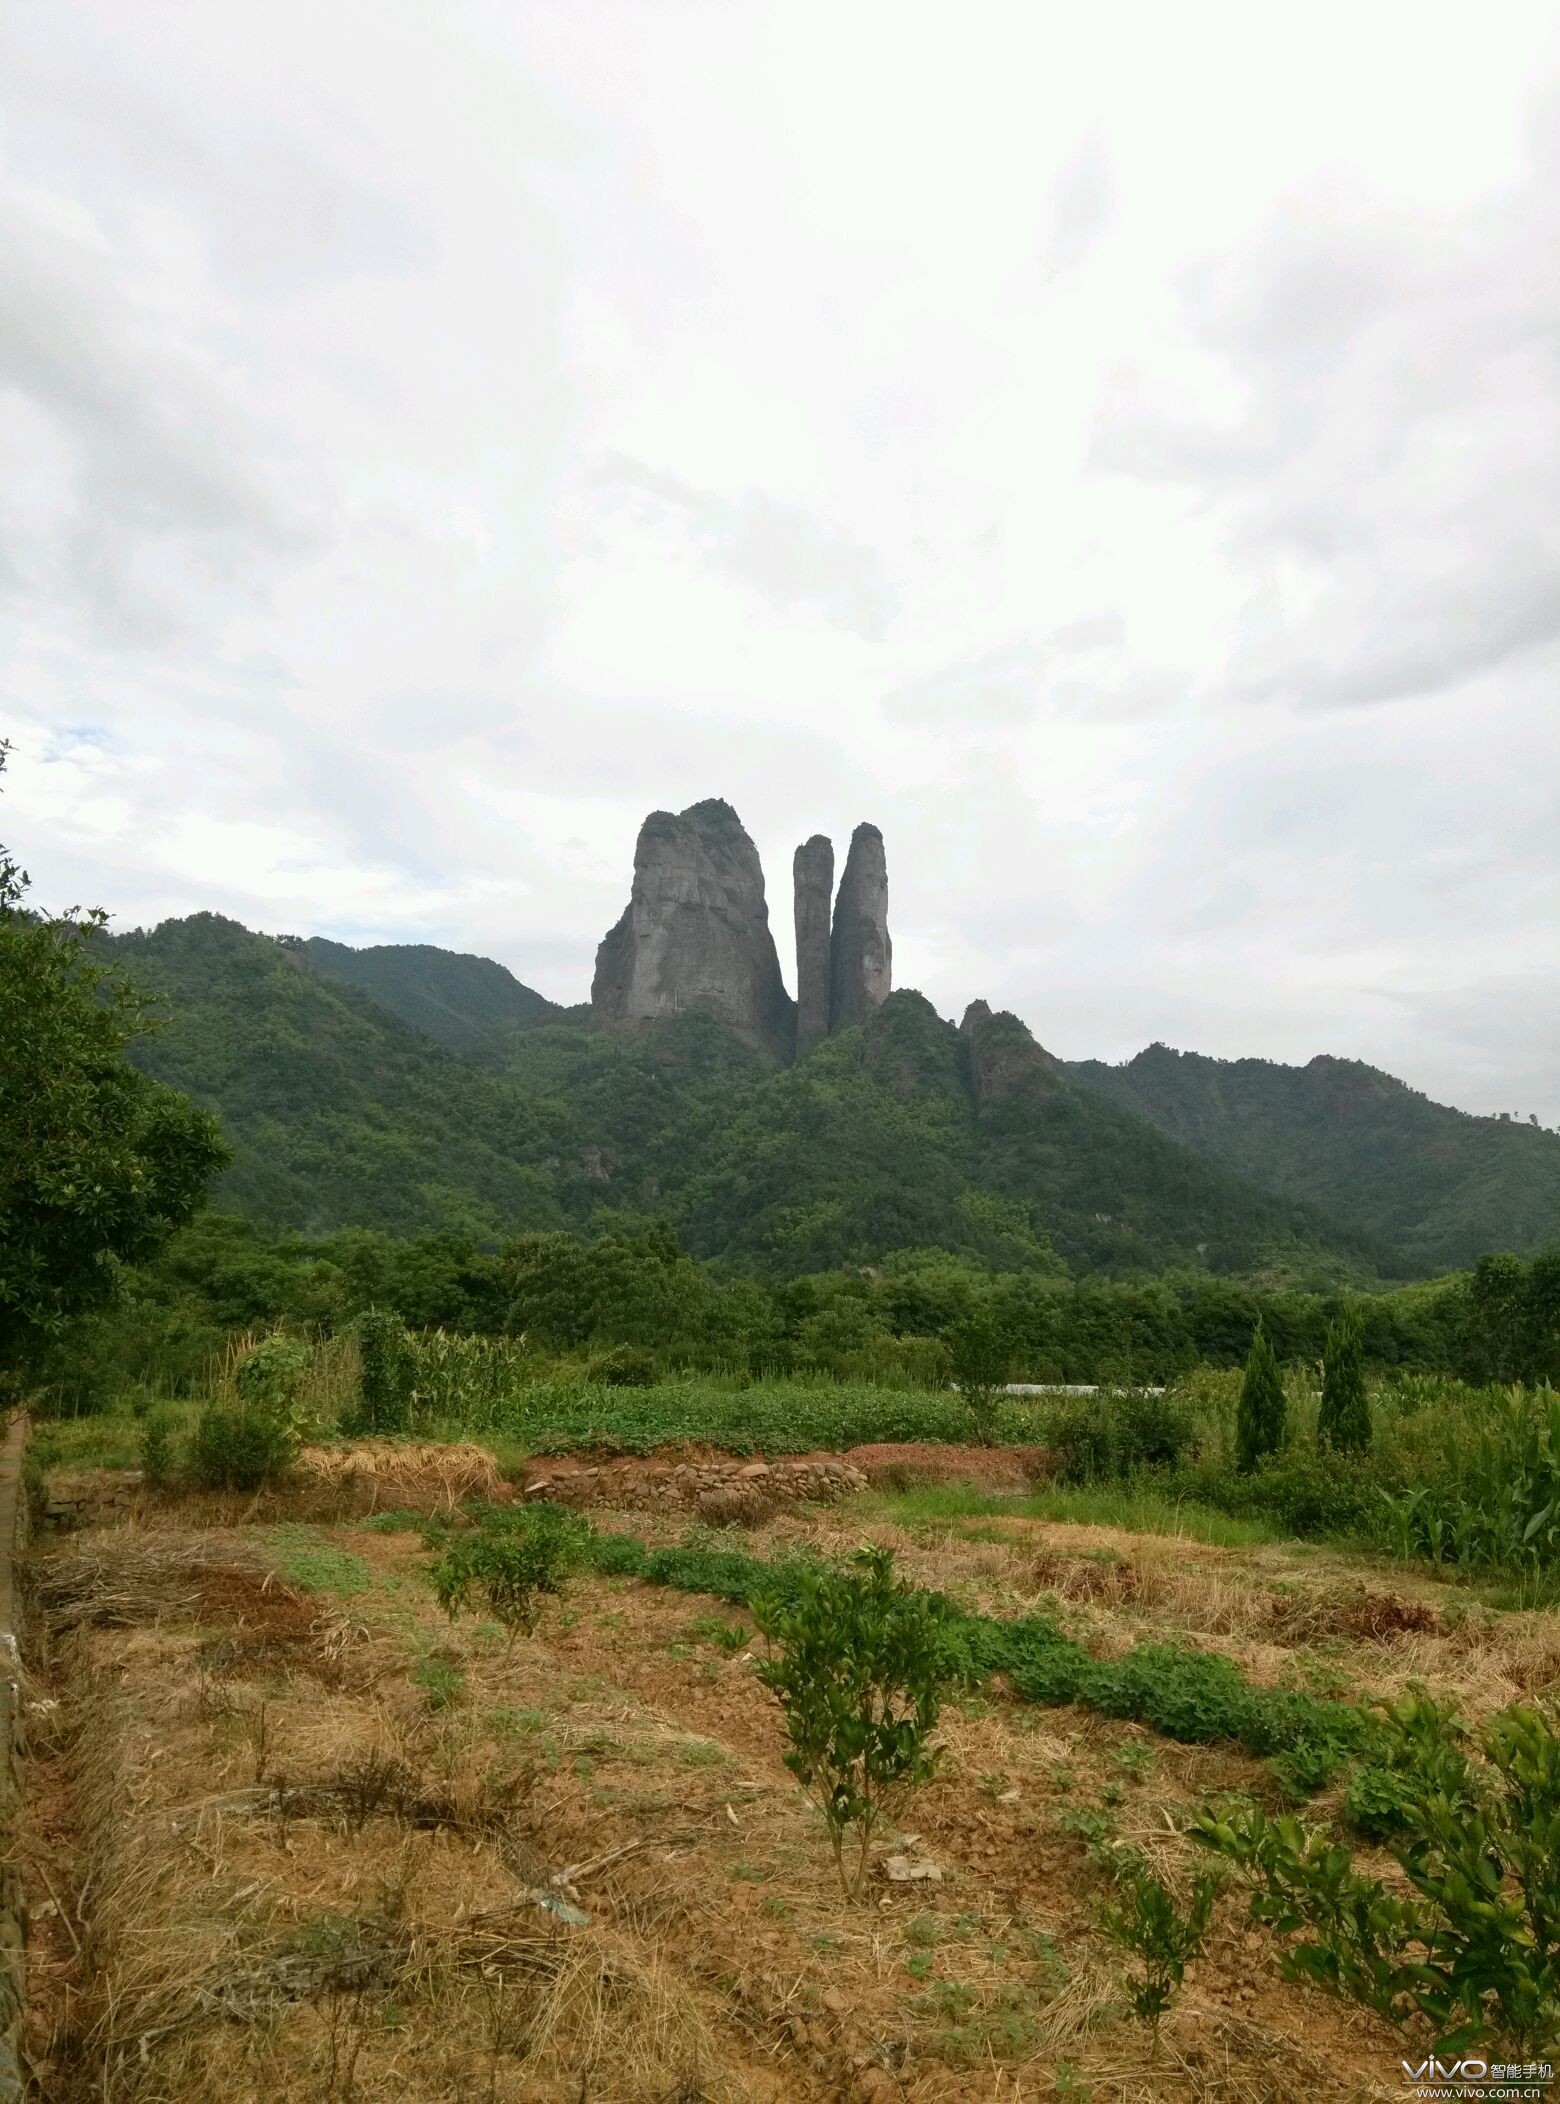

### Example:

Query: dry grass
xmin=18 ymin=1486 xmax=1468 ymax=2100
xmin=297 ymin=1440 xmax=507 ymax=1513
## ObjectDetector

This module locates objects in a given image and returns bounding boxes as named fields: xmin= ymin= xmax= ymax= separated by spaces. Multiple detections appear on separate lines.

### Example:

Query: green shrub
xmin=1235 ymin=1324 xmax=1285 ymax=1474
xmin=234 ymin=1333 xmax=309 ymax=1423
xmin=138 ymin=1404 xmax=180 ymax=1490
xmin=1196 ymin=1691 xmax=1560 ymax=2054
xmin=585 ymin=1344 xmax=661 ymax=1388
xmin=948 ymin=1312 xmax=1014 ymax=1445
xmin=1099 ymin=1863 xmax=1221 ymax=2050
xmin=352 ymin=1308 xmax=412 ymax=1434
xmin=187 ymin=1398 xmax=296 ymax=1491
xmin=430 ymin=1505 xmax=582 ymax=1646
xmin=1319 ymin=1304 xmax=1371 ymax=1453
xmin=752 ymin=1544 xmax=956 ymax=1896
xmin=1048 ymin=1387 xmax=1192 ymax=1484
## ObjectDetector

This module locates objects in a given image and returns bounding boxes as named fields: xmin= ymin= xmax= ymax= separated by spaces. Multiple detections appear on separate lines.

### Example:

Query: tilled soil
xmin=17 ymin=1478 xmax=1487 ymax=2101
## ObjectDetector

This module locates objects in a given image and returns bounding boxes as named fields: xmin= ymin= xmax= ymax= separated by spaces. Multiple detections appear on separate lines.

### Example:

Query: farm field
xmin=19 ymin=1435 xmax=1554 ymax=2102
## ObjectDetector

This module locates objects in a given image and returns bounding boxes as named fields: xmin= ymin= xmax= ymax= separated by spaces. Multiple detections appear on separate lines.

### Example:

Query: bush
xmin=187 ymin=1398 xmax=296 ymax=1491
xmin=234 ymin=1333 xmax=309 ymax=1419
xmin=1048 ymin=1387 xmax=1192 ymax=1484
xmin=430 ymin=1504 xmax=583 ymax=1646
xmin=752 ymin=1544 xmax=956 ymax=1896
xmin=1235 ymin=1323 xmax=1285 ymax=1474
xmin=1197 ymin=1691 xmax=1560 ymax=2054
xmin=139 ymin=1404 xmax=180 ymax=1490
xmin=1099 ymin=1863 xmax=1221 ymax=2050
xmin=352 ymin=1308 xmax=412 ymax=1434
xmin=585 ymin=1344 xmax=661 ymax=1388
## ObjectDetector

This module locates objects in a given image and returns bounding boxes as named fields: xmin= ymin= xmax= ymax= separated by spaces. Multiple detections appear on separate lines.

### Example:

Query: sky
xmin=3 ymin=1 xmax=1559 ymax=1120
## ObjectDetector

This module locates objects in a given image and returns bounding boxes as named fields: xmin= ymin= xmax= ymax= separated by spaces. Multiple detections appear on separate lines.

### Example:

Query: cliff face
xmin=792 ymin=834 xmax=835 ymax=1060
xmin=828 ymin=822 xmax=892 ymax=1032
xmin=590 ymin=799 xmax=795 ymax=1062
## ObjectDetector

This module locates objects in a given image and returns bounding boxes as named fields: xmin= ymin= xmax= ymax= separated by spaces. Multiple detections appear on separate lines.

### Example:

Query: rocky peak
xmin=792 ymin=834 xmax=835 ymax=1060
xmin=960 ymin=1000 xmax=1067 ymax=1108
xmin=591 ymin=800 xmax=795 ymax=1062
xmin=829 ymin=822 xmax=892 ymax=1032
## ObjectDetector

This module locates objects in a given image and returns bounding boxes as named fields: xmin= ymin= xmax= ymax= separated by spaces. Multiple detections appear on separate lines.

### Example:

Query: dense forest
xmin=114 ymin=914 xmax=1373 ymax=1283
xmin=1071 ymin=1042 xmax=1560 ymax=1272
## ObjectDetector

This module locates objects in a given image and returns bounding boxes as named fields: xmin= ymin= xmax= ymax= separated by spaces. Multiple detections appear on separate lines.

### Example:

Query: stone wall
xmin=0 ymin=1414 xmax=30 ymax=2101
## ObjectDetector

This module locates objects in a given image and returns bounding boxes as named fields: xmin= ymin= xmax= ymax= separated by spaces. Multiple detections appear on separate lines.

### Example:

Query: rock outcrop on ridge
xmin=828 ymin=822 xmax=892 ymax=1033
xmin=792 ymin=834 xmax=835 ymax=1060
xmin=590 ymin=799 xmax=795 ymax=1062
xmin=591 ymin=799 xmax=891 ymax=1063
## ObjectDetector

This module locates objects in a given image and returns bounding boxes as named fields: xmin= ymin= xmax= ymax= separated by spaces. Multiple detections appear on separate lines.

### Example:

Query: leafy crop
xmin=751 ymin=1545 xmax=956 ymax=1896
xmin=1196 ymin=1691 xmax=1560 ymax=2054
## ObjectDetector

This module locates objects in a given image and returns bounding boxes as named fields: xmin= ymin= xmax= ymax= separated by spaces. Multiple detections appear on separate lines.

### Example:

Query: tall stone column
xmin=792 ymin=834 xmax=835 ymax=1060
xmin=590 ymin=799 xmax=796 ymax=1063
xmin=829 ymin=822 xmax=892 ymax=1032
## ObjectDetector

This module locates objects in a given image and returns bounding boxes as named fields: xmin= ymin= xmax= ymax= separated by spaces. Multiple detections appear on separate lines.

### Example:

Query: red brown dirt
xmin=836 ymin=1441 xmax=1058 ymax=1491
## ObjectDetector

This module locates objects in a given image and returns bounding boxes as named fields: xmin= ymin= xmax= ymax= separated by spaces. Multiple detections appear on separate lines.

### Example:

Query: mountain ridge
xmin=109 ymin=911 xmax=1377 ymax=1283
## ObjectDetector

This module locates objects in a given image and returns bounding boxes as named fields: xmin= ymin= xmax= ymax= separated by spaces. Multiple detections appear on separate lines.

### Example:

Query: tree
xmin=1318 ymin=1303 xmax=1371 ymax=1454
xmin=1468 ymin=1253 xmax=1529 ymax=1383
xmin=1235 ymin=1322 xmax=1286 ymax=1473
xmin=0 ymin=745 xmax=229 ymax=1379
xmin=948 ymin=1305 xmax=1014 ymax=1445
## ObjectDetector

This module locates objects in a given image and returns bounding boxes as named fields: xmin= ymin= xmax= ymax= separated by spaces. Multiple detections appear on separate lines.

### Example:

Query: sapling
xmin=1098 ymin=1862 xmax=1221 ymax=2053
xmin=752 ymin=1545 xmax=955 ymax=1897
xmin=430 ymin=1506 xmax=581 ymax=1649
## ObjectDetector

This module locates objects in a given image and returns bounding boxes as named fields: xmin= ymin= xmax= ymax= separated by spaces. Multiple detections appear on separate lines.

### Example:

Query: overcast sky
xmin=3 ymin=3 xmax=1559 ymax=1120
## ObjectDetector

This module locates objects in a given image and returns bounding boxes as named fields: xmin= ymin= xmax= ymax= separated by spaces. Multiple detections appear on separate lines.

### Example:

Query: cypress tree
xmin=1318 ymin=1303 xmax=1371 ymax=1453
xmin=1235 ymin=1321 xmax=1286 ymax=1473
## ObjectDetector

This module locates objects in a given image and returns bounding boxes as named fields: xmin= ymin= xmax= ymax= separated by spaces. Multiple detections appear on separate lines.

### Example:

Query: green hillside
xmin=116 ymin=916 xmax=569 ymax=1239
xmin=300 ymin=935 xmax=573 ymax=1055
xmin=1069 ymin=1043 xmax=1560 ymax=1274
xmin=112 ymin=915 xmax=1365 ymax=1282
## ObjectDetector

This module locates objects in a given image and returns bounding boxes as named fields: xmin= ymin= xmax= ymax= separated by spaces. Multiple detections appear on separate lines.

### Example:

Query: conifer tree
xmin=1235 ymin=1321 xmax=1285 ymax=1472
xmin=1318 ymin=1303 xmax=1371 ymax=1453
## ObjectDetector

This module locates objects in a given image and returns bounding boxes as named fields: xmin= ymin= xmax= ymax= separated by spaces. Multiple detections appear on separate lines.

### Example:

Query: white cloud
xmin=2 ymin=0 xmax=1558 ymax=1122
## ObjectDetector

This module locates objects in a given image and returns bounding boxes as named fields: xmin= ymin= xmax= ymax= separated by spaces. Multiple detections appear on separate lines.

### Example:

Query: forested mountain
xmin=1068 ymin=1044 xmax=1560 ymax=1274
xmin=300 ymin=936 xmax=574 ymax=1056
xmin=111 ymin=914 xmax=1366 ymax=1283
xmin=117 ymin=916 xmax=569 ymax=1238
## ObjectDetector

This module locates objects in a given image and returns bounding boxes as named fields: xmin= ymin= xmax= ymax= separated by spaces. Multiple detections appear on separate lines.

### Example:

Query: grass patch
xmin=31 ymin=1401 xmax=199 ymax=1475
xmin=261 ymin=1524 xmax=373 ymax=1596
